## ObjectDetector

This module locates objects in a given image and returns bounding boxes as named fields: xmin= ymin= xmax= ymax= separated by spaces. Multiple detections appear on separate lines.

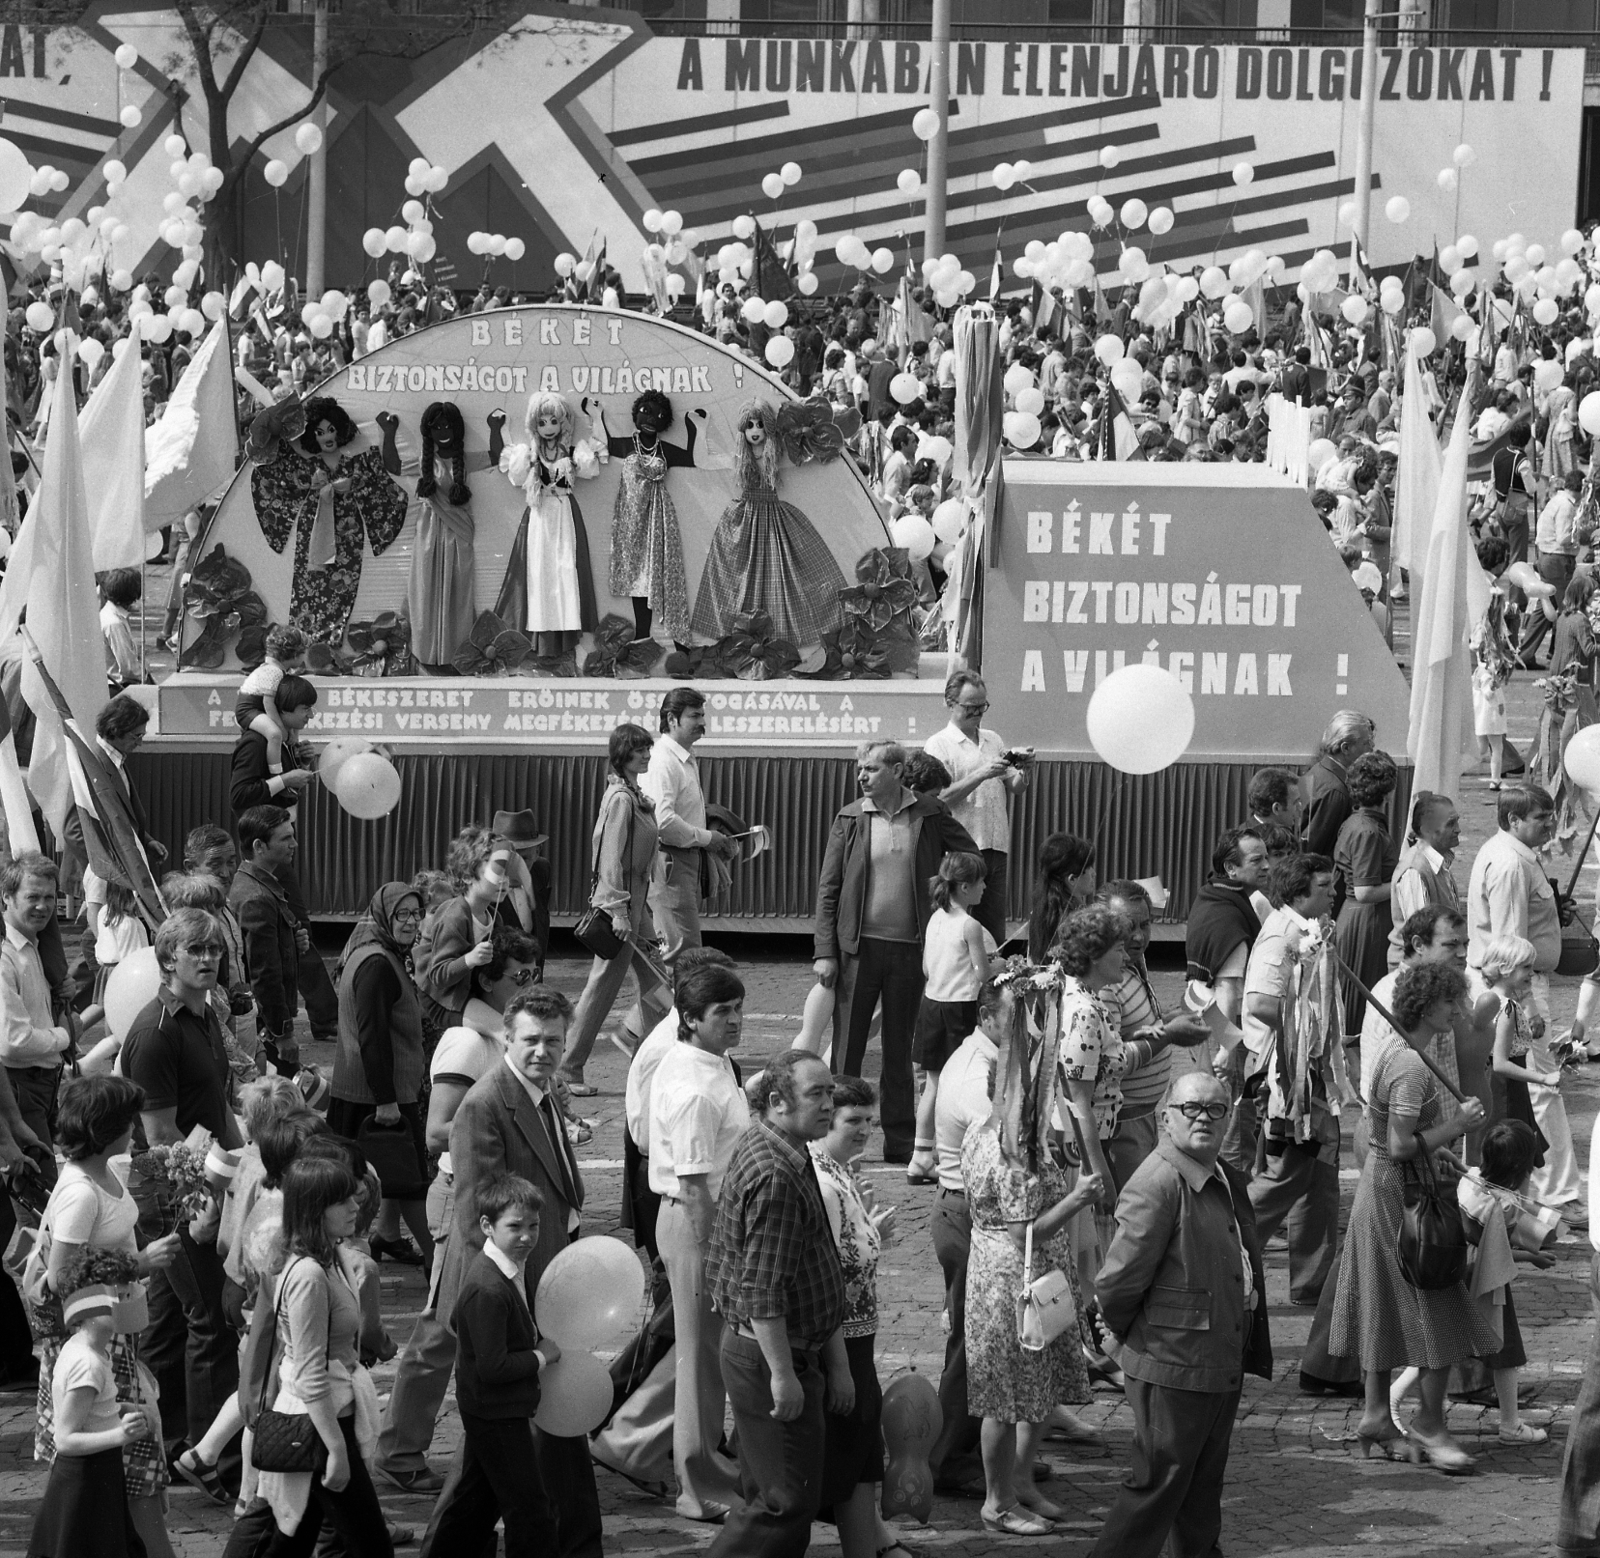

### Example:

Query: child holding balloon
xmin=420 ymin=1172 xmax=558 ymax=1558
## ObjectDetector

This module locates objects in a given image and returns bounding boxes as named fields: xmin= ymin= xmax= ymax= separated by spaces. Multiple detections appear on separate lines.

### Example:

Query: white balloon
xmin=871 ymin=246 xmax=895 ymax=274
xmin=1437 ymin=167 xmax=1459 ymax=194
xmin=1120 ymin=197 xmax=1148 ymax=230
xmin=385 ymin=225 xmax=408 ymax=253
xmin=1148 ymin=206 xmax=1174 ymax=236
xmin=263 ymin=159 xmax=288 ymax=188
xmin=896 ymin=168 xmax=921 ymax=195
xmin=1015 ymin=386 xmax=1045 ymax=415
xmin=119 ymin=105 xmax=141 ymax=129
xmin=114 ymin=43 xmax=138 ymax=68
xmin=912 ymin=107 xmax=941 ymax=141
xmin=1002 ymin=410 xmax=1042 ymax=448
xmin=362 ymin=227 xmax=386 ymax=258
xmin=1453 ymin=143 xmax=1477 ymax=168
xmin=294 ymin=122 xmax=323 ymax=154
xmin=765 ymin=335 xmax=795 ymax=368
xmin=1534 ymin=297 xmax=1560 ymax=326
xmin=102 ymin=158 xmax=127 ymax=185
xmin=993 ymin=162 xmax=1015 ymax=191
xmin=781 ymin=161 xmax=802 ymax=185
xmin=797 ymin=272 xmax=819 ymax=296
xmin=1580 ymin=392 xmax=1600 ymax=436
xmin=1099 ymin=145 xmax=1120 ymax=169
xmin=762 ymin=172 xmax=784 ymax=200
xmin=505 ymin=237 xmax=525 ymax=262
xmin=642 ymin=208 xmax=662 ymax=233
xmin=1384 ymin=195 xmax=1411 ymax=223
xmin=763 ymin=300 xmax=789 ymax=328
xmin=1458 ymin=233 xmax=1479 ymax=258
xmin=1341 ymin=295 xmax=1369 ymax=325
xmin=1410 ymin=325 xmax=1438 ymax=356
xmin=1087 ymin=665 xmax=1195 ymax=774
xmin=1232 ymin=162 xmax=1254 ymax=187
xmin=732 ymin=213 xmax=756 ymax=241
xmin=1224 ymin=299 xmax=1254 ymax=334
xmin=1199 ymin=266 xmax=1228 ymax=300
xmin=1093 ymin=334 xmax=1124 ymax=366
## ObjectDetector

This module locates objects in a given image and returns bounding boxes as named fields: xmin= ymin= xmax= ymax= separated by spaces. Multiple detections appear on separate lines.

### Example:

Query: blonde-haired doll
xmin=493 ymin=391 xmax=601 ymax=658
xmin=690 ymin=399 xmax=845 ymax=646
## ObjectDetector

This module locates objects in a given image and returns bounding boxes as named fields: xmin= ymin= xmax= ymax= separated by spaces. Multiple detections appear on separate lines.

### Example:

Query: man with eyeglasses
xmin=121 ymin=907 xmax=244 ymax=1480
xmin=924 ymin=669 xmax=1030 ymax=947
xmin=1088 ymin=1071 xmax=1270 ymax=1558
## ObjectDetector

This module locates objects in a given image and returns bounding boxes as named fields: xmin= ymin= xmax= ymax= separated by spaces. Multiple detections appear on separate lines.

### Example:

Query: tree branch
xmin=218 ymin=4 xmax=271 ymax=107
xmin=219 ymin=65 xmax=336 ymax=199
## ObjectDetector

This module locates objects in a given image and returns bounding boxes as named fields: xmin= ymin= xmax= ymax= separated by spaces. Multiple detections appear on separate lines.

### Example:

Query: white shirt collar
xmin=503 ymin=1052 xmax=547 ymax=1107
xmin=1499 ymin=830 xmax=1540 ymax=868
xmin=1418 ymin=841 xmax=1447 ymax=871
xmin=1280 ymin=902 xmax=1315 ymax=933
xmin=97 ymin=737 xmax=126 ymax=772
xmin=4 ymin=922 xmax=37 ymax=954
xmin=483 ymin=1240 xmax=524 ymax=1284
xmin=659 ymin=734 xmax=694 ymax=765
xmin=944 ymin=721 xmax=981 ymax=747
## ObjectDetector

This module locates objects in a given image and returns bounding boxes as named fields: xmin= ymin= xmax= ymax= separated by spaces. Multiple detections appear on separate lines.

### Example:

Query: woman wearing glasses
xmin=330 ymin=883 xmax=433 ymax=1269
xmin=1326 ymin=960 xmax=1496 ymax=1470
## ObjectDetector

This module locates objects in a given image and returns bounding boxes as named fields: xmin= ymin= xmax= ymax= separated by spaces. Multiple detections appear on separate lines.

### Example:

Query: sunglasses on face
xmin=180 ymin=942 xmax=225 ymax=959
xmin=506 ymin=968 xmax=536 ymax=987
xmin=1168 ymin=1101 xmax=1229 ymax=1122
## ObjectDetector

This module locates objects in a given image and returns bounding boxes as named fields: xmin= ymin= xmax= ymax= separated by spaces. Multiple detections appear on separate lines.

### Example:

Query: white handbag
xmin=1016 ymin=1220 xmax=1077 ymax=1352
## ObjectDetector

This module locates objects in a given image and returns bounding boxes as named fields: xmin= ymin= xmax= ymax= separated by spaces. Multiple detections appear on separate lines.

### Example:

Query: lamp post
xmin=924 ymin=0 xmax=950 ymax=262
xmin=1350 ymin=0 xmax=1380 ymax=279
xmin=305 ymin=0 xmax=329 ymax=297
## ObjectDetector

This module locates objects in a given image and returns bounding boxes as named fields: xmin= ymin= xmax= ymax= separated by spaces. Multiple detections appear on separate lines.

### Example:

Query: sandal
xmin=1408 ymin=1430 xmax=1476 ymax=1474
xmin=173 ymin=1447 xmax=229 ymax=1504
xmin=1498 ymin=1421 xmax=1550 ymax=1444
xmin=980 ymin=1505 xmax=1054 ymax=1536
xmin=1357 ymin=1429 xmax=1420 ymax=1463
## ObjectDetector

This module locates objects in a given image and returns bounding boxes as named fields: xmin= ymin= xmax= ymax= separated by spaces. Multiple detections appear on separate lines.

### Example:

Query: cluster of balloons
xmin=759 ymin=161 xmax=803 ymax=201
xmin=298 ymin=287 xmax=353 ymax=342
xmin=466 ymin=233 xmax=526 ymax=261
xmin=532 ymin=1237 xmax=645 ymax=1437
xmin=359 ymin=159 xmax=453 ymax=271
xmin=728 ymin=294 xmax=798 ymax=367
xmin=402 ymin=156 xmax=450 ymax=198
xmin=992 ymin=159 xmax=1034 ymax=191
xmin=318 ymin=739 xmax=403 ymax=820
xmin=919 ymin=251 xmax=976 ymax=310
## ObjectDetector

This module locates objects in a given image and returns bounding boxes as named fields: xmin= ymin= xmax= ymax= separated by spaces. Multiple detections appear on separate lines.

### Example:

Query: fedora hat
xmin=492 ymin=808 xmax=548 ymax=849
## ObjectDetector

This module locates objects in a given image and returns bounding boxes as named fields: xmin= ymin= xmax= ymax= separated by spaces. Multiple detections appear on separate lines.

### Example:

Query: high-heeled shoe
xmin=980 ymin=1505 xmax=1054 ymax=1536
xmin=1356 ymin=1427 xmax=1420 ymax=1462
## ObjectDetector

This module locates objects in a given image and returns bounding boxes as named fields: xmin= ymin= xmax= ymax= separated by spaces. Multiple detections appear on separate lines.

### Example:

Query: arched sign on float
xmin=165 ymin=304 xmax=936 ymax=746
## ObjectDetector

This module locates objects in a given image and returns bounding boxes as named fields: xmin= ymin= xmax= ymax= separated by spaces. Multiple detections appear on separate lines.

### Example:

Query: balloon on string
xmin=120 ymin=105 xmax=142 ymax=128
xmin=919 ymin=434 xmax=953 ymax=465
xmin=263 ymin=160 xmax=288 ymax=188
xmin=1093 ymin=334 xmax=1124 ymax=366
xmin=1504 ymin=560 xmax=1557 ymax=599
xmin=0 ymin=140 xmax=31 ymax=212
xmin=114 ymin=43 xmax=138 ymax=68
xmin=333 ymin=753 xmax=402 ymax=820
xmin=1223 ymin=299 xmax=1253 ymax=334
xmin=642 ymin=208 xmax=662 ymax=233
xmin=765 ymin=335 xmax=794 ymax=368
xmin=1099 ymin=145 xmax=1120 ymax=169
xmin=1015 ymin=386 xmax=1045 ymax=416
xmin=368 ymin=279 xmax=391 ymax=308
xmin=1199 ymin=266 xmax=1228 ymax=299
xmin=781 ymin=161 xmax=802 ymax=185
xmin=993 ymin=162 xmax=1015 ymax=190
xmin=731 ymin=213 xmax=756 ymax=241
xmin=1148 ymin=206 xmax=1174 ymax=236
xmin=104 ymin=948 xmax=162 ymax=1042
xmin=1307 ymin=437 xmax=1336 ymax=474
xmin=1384 ymin=195 xmax=1410 ymax=223
xmin=912 ymin=107 xmax=941 ymax=140
xmin=932 ymin=498 xmax=966 ymax=543
xmin=76 ymin=336 xmax=104 ymax=369
xmin=1533 ymin=297 xmax=1560 ymax=326
xmin=1451 ymin=314 xmax=1475 ymax=342
xmin=1457 ymin=234 xmax=1479 ymax=258
xmin=871 ymin=247 xmax=895 ymax=274
xmin=294 ymin=123 xmax=323 ymax=155
xmin=741 ymin=296 xmax=766 ymax=324
xmin=1526 ymin=243 xmax=1547 ymax=268
xmin=896 ymin=168 xmax=921 ymax=195
xmin=1580 ymin=392 xmax=1600 ymax=436
xmin=1453 ymin=143 xmax=1477 ymax=167
xmin=1231 ymin=162 xmax=1254 ymax=186
xmin=24 ymin=301 xmax=52 ymax=333
xmin=761 ymin=172 xmax=784 ymax=200
xmin=317 ymin=737 xmax=374 ymax=790
xmin=797 ymin=272 xmax=819 ymax=296
xmin=537 ymin=1236 xmax=645 ymax=1348
xmin=1086 ymin=664 xmax=1195 ymax=774
xmin=1409 ymin=325 xmax=1437 ymax=357
xmin=1003 ymin=363 xmax=1034 ymax=395
xmin=890 ymin=372 xmax=922 ymax=405
xmin=1120 ymin=197 xmax=1148 ymax=229
xmin=532 ymin=1352 xmax=613 ymax=1438
xmin=1341 ymin=295 xmax=1369 ymax=325
xmin=1565 ymin=725 xmax=1600 ymax=792
xmin=763 ymin=300 xmax=788 ymax=329
xmin=1450 ymin=267 xmax=1476 ymax=298
xmin=1534 ymin=357 xmax=1564 ymax=392
xmin=890 ymin=513 xmax=936 ymax=561
xmin=1003 ymin=410 xmax=1041 ymax=448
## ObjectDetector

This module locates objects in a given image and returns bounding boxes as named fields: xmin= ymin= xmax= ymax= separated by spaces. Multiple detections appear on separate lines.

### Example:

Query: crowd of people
xmin=11 ymin=656 xmax=1600 ymax=1557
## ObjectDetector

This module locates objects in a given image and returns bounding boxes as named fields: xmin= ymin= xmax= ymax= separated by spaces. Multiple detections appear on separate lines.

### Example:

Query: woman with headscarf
xmin=330 ymin=882 xmax=432 ymax=1269
xmin=962 ymin=970 xmax=1101 ymax=1536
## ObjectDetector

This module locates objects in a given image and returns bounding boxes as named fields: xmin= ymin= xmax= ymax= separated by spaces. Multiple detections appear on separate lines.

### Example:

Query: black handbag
xmin=574 ymin=793 xmax=635 ymax=962
xmin=1397 ymin=1133 xmax=1469 ymax=1291
xmin=357 ymin=1115 xmax=427 ymax=1200
xmin=251 ymin=1258 xmax=330 ymax=1474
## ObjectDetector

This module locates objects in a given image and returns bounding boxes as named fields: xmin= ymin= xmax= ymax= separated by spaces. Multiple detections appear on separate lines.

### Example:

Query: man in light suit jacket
xmin=438 ymin=986 xmax=601 ymax=1558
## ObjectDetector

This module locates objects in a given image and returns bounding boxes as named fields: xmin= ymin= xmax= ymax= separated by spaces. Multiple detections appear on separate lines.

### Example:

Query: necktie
xmin=540 ymin=1095 xmax=580 ymax=1210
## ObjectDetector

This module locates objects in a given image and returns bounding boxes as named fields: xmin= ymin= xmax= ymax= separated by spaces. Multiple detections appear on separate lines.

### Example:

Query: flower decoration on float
xmin=582 ymin=614 xmax=665 ymax=680
xmin=810 ymin=619 xmax=916 ymax=680
xmin=346 ymin=610 xmax=414 ymax=677
xmin=452 ymin=611 xmax=534 ymax=676
xmin=712 ymin=611 xmax=801 ymax=682
xmin=839 ymin=547 xmax=920 ymax=634
xmin=774 ymin=400 xmax=850 ymax=466
xmin=180 ymin=546 xmax=268 ymax=670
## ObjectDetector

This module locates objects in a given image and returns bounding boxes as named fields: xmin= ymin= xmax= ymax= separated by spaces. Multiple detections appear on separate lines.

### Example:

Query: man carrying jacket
xmin=813 ymin=740 xmax=976 ymax=1164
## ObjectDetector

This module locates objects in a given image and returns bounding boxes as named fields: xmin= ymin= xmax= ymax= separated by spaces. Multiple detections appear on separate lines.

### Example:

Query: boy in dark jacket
xmin=419 ymin=1173 xmax=559 ymax=1557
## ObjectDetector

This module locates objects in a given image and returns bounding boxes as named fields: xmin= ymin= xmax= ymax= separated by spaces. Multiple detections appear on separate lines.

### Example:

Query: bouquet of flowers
xmin=131 ymin=1128 xmax=217 ymax=1233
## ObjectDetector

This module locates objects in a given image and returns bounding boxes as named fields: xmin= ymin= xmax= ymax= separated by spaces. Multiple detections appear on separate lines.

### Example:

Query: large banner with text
xmin=982 ymin=460 xmax=1412 ymax=761
xmin=0 ymin=6 xmax=1582 ymax=290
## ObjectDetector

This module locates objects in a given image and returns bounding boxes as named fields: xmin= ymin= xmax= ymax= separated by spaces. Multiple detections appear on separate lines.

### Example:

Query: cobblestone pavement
xmin=1 ymin=651 xmax=1597 ymax=1554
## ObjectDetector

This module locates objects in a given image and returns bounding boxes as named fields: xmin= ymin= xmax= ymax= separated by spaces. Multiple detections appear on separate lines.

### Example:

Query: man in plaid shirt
xmin=706 ymin=1050 xmax=850 ymax=1557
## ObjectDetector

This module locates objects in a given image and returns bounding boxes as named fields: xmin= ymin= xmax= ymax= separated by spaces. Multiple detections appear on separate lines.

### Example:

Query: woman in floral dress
xmin=963 ymin=973 xmax=1099 ymax=1537
xmin=690 ymin=399 xmax=845 ymax=647
xmin=251 ymin=396 xmax=408 ymax=649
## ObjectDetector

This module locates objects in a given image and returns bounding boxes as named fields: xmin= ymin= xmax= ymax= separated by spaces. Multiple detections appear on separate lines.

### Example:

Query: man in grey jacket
xmin=1089 ymin=1070 xmax=1272 ymax=1558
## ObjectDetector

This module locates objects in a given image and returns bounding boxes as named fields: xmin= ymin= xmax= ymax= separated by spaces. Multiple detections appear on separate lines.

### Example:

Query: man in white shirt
xmin=923 ymin=670 xmax=1029 ymax=946
xmin=1387 ymin=793 xmax=1462 ymax=968
xmin=0 ymin=853 xmax=71 ymax=1153
xmin=646 ymin=965 xmax=749 ymax=1522
xmin=927 ymin=981 xmax=1004 ymax=1487
xmin=640 ymin=688 xmax=740 ymax=968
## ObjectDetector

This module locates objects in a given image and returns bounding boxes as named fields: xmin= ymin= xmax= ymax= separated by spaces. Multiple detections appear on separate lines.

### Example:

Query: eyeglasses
xmin=392 ymin=908 xmax=423 ymax=925
xmin=180 ymin=942 xmax=225 ymax=959
xmin=949 ymin=700 xmax=989 ymax=714
xmin=1167 ymin=1101 xmax=1229 ymax=1122
xmin=507 ymin=968 xmax=536 ymax=987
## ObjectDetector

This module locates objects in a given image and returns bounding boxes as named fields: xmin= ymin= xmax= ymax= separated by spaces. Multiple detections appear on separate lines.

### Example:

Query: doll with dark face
xmin=691 ymin=399 xmax=845 ymax=646
xmin=493 ymin=392 xmax=601 ymax=658
xmin=593 ymin=388 xmax=698 ymax=643
xmin=250 ymin=394 xmax=408 ymax=648
xmin=406 ymin=401 xmax=479 ymax=673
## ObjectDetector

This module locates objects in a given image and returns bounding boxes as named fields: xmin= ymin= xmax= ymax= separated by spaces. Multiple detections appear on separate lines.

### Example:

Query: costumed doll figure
xmin=250 ymin=395 xmax=408 ymax=649
xmin=407 ymin=401 xmax=479 ymax=673
xmin=690 ymin=399 xmax=847 ymax=647
xmin=594 ymin=389 xmax=697 ymax=643
xmin=493 ymin=392 xmax=601 ymax=658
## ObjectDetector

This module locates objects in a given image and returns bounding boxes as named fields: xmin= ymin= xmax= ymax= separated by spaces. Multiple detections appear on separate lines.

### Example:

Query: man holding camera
xmin=923 ymin=670 xmax=1030 ymax=948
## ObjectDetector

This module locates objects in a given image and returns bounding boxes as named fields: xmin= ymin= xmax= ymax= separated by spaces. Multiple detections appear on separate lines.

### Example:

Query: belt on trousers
xmin=727 ymin=1321 xmax=821 ymax=1357
xmin=937 ymin=1186 xmax=966 ymax=1198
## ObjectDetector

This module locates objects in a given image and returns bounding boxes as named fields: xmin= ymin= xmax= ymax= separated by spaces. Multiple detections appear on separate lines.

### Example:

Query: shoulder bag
xmin=1016 ymin=1219 xmax=1077 ymax=1352
xmin=251 ymin=1257 xmax=333 ymax=1473
xmin=1397 ymin=1133 xmax=1469 ymax=1291
xmin=574 ymin=789 xmax=635 ymax=962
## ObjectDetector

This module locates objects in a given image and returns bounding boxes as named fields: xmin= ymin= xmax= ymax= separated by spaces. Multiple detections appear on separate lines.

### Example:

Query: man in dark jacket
xmin=813 ymin=740 xmax=976 ymax=1163
xmin=228 ymin=804 xmax=302 ymax=1075
xmin=1299 ymin=708 xmax=1375 ymax=860
xmin=1089 ymin=1070 xmax=1271 ymax=1558
xmin=227 ymin=673 xmax=337 ymax=1041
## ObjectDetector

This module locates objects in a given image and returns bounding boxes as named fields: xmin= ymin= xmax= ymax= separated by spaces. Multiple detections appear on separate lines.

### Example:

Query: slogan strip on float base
xmin=153 ymin=675 xmax=951 ymax=748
